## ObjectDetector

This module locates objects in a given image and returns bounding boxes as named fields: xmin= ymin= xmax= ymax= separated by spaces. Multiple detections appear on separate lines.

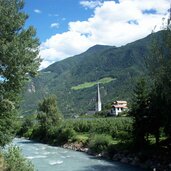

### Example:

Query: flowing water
xmin=13 ymin=138 xmax=147 ymax=171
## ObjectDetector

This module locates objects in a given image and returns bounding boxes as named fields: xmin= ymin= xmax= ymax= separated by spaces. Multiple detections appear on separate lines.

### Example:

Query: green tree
xmin=0 ymin=0 xmax=40 ymax=146
xmin=36 ymin=95 xmax=62 ymax=141
xmin=0 ymin=100 xmax=18 ymax=146
xmin=147 ymin=84 xmax=165 ymax=146
xmin=129 ymin=78 xmax=150 ymax=148
xmin=147 ymin=30 xmax=171 ymax=139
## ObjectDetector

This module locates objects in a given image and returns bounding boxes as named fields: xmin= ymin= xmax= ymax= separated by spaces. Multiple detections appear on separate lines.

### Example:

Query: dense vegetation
xmin=18 ymin=104 xmax=133 ymax=152
xmin=130 ymin=30 xmax=171 ymax=149
xmin=21 ymin=34 xmax=153 ymax=116
xmin=0 ymin=0 xmax=40 ymax=170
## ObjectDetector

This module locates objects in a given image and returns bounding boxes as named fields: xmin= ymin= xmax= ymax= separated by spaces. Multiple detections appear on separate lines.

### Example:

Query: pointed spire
xmin=96 ymin=83 xmax=102 ymax=112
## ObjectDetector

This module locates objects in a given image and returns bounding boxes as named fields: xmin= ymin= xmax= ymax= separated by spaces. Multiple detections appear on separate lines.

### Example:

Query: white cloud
xmin=48 ymin=13 xmax=59 ymax=17
xmin=34 ymin=9 xmax=42 ymax=14
xmin=80 ymin=0 xmax=103 ymax=9
xmin=50 ymin=23 xmax=60 ymax=29
xmin=40 ymin=0 xmax=170 ymax=69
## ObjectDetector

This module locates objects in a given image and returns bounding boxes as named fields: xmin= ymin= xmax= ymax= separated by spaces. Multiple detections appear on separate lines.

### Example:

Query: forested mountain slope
xmin=21 ymin=32 xmax=160 ymax=117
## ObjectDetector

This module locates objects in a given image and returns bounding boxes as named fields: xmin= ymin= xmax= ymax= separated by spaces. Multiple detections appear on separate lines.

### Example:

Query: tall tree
xmin=129 ymin=78 xmax=150 ymax=149
xmin=0 ymin=0 xmax=40 ymax=146
xmin=147 ymin=30 xmax=171 ymax=139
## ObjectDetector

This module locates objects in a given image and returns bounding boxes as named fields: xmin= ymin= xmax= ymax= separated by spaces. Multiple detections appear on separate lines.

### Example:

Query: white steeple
xmin=96 ymin=83 xmax=102 ymax=112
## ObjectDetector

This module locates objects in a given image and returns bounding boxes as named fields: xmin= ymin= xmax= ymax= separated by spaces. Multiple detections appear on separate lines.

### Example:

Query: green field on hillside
xmin=71 ymin=77 xmax=115 ymax=90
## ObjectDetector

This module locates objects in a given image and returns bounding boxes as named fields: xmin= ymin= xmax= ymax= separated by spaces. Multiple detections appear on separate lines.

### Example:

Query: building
xmin=111 ymin=101 xmax=128 ymax=116
xmin=96 ymin=83 xmax=102 ymax=112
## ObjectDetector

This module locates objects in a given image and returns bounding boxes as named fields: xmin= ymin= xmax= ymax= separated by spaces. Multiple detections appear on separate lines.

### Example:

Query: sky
xmin=24 ymin=0 xmax=170 ymax=69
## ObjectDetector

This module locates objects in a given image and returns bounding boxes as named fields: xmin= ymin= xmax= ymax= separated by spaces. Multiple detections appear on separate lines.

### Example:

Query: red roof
xmin=116 ymin=101 xmax=127 ymax=104
xmin=112 ymin=105 xmax=128 ymax=108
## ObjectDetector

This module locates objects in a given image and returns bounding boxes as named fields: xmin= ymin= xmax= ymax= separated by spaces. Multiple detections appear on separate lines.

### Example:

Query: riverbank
xmin=18 ymin=117 xmax=171 ymax=171
xmin=14 ymin=138 xmax=148 ymax=171
xmin=62 ymin=141 xmax=171 ymax=171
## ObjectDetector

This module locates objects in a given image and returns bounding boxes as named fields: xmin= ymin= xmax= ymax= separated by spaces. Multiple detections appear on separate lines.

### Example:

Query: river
xmin=13 ymin=138 xmax=147 ymax=171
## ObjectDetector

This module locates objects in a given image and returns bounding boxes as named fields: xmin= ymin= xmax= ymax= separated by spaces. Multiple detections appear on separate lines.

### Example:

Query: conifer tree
xmin=129 ymin=78 xmax=150 ymax=148
xmin=148 ymin=30 xmax=171 ymax=140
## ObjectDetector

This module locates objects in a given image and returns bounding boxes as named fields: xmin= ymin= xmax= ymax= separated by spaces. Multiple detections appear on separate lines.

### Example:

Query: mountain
xmin=21 ymin=32 xmax=159 ymax=117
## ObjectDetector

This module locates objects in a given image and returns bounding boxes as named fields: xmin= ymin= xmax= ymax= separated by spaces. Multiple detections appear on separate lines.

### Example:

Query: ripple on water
xmin=60 ymin=150 xmax=68 ymax=154
xmin=26 ymin=155 xmax=47 ymax=160
xmin=49 ymin=160 xmax=63 ymax=165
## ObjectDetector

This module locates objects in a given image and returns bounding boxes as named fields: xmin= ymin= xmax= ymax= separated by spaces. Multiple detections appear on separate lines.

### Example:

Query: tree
xmin=129 ymin=78 xmax=150 ymax=148
xmin=36 ymin=95 xmax=62 ymax=141
xmin=147 ymin=30 xmax=171 ymax=139
xmin=0 ymin=0 xmax=40 ymax=146
xmin=0 ymin=100 xmax=18 ymax=146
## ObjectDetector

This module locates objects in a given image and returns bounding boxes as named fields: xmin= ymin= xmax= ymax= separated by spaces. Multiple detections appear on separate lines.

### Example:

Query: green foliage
xmin=56 ymin=127 xmax=76 ymax=145
xmin=37 ymin=95 xmax=62 ymax=128
xmin=148 ymin=31 xmax=171 ymax=138
xmin=129 ymin=30 xmax=171 ymax=149
xmin=62 ymin=117 xmax=132 ymax=138
xmin=71 ymin=134 xmax=89 ymax=145
xmin=129 ymin=78 xmax=150 ymax=148
xmin=0 ymin=100 xmax=19 ymax=146
xmin=0 ymin=0 xmax=40 ymax=147
xmin=17 ymin=114 xmax=36 ymax=138
xmin=0 ymin=0 xmax=40 ymax=102
xmin=89 ymin=134 xmax=112 ymax=153
xmin=27 ymin=95 xmax=63 ymax=143
xmin=3 ymin=146 xmax=34 ymax=171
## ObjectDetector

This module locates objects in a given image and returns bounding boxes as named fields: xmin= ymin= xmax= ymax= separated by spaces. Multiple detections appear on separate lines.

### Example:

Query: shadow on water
xmin=75 ymin=163 xmax=148 ymax=171
xmin=16 ymin=140 xmax=35 ymax=144
xmin=76 ymin=155 xmax=148 ymax=171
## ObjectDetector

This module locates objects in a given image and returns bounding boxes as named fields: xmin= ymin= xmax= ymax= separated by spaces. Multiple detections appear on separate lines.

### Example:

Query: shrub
xmin=71 ymin=134 xmax=89 ymax=145
xmin=3 ymin=146 xmax=34 ymax=171
xmin=89 ymin=134 xmax=112 ymax=154
xmin=56 ymin=127 xmax=76 ymax=145
xmin=72 ymin=120 xmax=92 ymax=132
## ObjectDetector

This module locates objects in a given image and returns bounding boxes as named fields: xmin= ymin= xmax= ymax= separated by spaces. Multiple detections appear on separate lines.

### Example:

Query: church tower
xmin=96 ymin=83 xmax=102 ymax=112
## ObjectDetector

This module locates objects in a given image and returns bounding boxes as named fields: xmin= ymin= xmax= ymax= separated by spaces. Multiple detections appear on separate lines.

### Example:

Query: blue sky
xmin=23 ymin=0 xmax=170 ymax=69
xmin=24 ymin=0 xmax=94 ymax=42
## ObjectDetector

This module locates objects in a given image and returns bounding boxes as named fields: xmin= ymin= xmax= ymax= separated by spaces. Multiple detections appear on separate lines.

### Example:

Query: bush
xmin=72 ymin=120 xmax=92 ymax=132
xmin=89 ymin=134 xmax=112 ymax=154
xmin=56 ymin=127 xmax=76 ymax=145
xmin=3 ymin=146 xmax=34 ymax=171
xmin=71 ymin=134 xmax=89 ymax=145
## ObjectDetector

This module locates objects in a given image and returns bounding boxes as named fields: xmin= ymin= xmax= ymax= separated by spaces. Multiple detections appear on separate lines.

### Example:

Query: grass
xmin=71 ymin=77 xmax=116 ymax=90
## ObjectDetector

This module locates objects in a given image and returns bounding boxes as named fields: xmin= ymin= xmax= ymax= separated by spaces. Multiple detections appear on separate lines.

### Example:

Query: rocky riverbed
xmin=62 ymin=142 xmax=171 ymax=171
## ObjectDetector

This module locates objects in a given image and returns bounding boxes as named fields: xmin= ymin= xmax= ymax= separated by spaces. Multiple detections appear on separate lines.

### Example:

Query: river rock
xmin=121 ymin=157 xmax=129 ymax=163
xmin=112 ymin=153 xmax=124 ymax=161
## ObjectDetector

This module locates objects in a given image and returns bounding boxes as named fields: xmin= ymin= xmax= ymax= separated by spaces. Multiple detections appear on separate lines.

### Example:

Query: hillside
xmin=21 ymin=32 xmax=159 ymax=117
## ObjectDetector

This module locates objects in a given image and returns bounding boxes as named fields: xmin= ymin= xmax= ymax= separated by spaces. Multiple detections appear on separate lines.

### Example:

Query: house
xmin=111 ymin=101 xmax=128 ymax=116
